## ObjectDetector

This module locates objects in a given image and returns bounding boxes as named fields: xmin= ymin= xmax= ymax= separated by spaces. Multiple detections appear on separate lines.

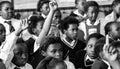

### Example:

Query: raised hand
xmin=103 ymin=35 xmax=118 ymax=61
xmin=49 ymin=0 xmax=58 ymax=12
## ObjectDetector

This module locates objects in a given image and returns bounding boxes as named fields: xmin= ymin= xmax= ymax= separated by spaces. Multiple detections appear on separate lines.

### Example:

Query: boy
xmin=70 ymin=0 xmax=87 ymax=22
xmin=0 ymin=1 xmax=21 ymax=36
xmin=37 ymin=0 xmax=50 ymax=19
xmin=36 ymin=36 xmax=75 ymax=69
xmin=79 ymin=1 xmax=103 ymax=40
xmin=75 ymin=33 xmax=104 ymax=69
xmin=59 ymin=16 xmax=86 ymax=65
xmin=104 ymin=21 xmax=120 ymax=40
xmin=101 ymin=0 xmax=120 ymax=35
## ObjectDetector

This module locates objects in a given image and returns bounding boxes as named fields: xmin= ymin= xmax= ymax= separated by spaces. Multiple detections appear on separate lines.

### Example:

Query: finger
xmin=111 ymin=48 xmax=116 ymax=54
xmin=105 ymin=34 xmax=109 ymax=45
xmin=108 ymin=46 xmax=113 ymax=53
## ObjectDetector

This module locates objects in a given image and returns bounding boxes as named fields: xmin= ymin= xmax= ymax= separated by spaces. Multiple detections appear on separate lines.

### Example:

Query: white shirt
xmin=73 ymin=10 xmax=86 ymax=18
xmin=79 ymin=18 xmax=103 ymax=39
xmin=8 ymin=63 xmax=33 ymax=69
xmin=101 ymin=11 xmax=120 ymax=35
xmin=0 ymin=33 xmax=18 ymax=68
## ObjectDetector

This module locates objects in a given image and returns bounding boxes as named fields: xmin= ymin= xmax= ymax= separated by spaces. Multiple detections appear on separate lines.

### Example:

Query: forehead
xmin=68 ymin=24 xmax=78 ymax=29
xmin=78 ymin=0 xmax=86 ymax=3
xmin=88 ymin=6 xmax=97 ymax=11
xmin=14 ymin=44 xmax=27 ymax=52
xmin=1 ymin=3 xmax=12 ymax=8
xmin=47 ymin=43 xmax=62 ymax=50
xmin=42 ymin=3 xmax=49 ymax=7
xmin=87 ymin=38 xmax=97 ymax=44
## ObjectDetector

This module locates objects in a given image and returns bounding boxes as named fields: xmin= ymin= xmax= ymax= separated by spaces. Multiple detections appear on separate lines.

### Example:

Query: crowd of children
xmin=0 ymin=0 xmax=120 ymax=69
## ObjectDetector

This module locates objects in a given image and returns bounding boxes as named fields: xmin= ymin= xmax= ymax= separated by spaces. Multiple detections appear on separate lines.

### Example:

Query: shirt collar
xmin=85 ymin=55 xmax=95 ymax=61
xmin=102 ymin=59 xmax=111 ymax=69
xmin=73 ymin=10 xmax=86 ymax=18
xmin=41 ymin=13 xmax=47 ymax=18
xmin=86 ymin=19 xmax=100 ymax=26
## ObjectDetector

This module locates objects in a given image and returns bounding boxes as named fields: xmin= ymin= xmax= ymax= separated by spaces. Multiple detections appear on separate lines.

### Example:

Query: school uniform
xmin=79 ymin=18 xmax=102 ymax=40
xmin=101 ymin=11 xmax=120 ymax=35
xmin=60 ymin=36 xmax=86 ymax=65
xmin=91 ymin=59 xmax=112 ymax=69
xmin=0 ymin=16 xmax=21 ymax=36
xmin=75 ymin=50 xmax=95 ymax=69
xmin=0 ymin=32 xmax=33 ymax=69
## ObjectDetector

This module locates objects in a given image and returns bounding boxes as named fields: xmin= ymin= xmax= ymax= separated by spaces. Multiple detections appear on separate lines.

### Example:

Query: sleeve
xmin=64 ymin=60 xmax=75 ymax=69
xmin=0 ymin=33 xmax=18 ymax=68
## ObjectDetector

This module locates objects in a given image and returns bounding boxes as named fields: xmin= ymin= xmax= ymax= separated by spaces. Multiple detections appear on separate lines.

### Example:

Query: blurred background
xmin=0 ymin=0 xmax=114 ymax=19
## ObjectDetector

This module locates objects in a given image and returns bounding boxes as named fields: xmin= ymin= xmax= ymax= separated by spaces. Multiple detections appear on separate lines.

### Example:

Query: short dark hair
xmin=59 ymin=16 xmax=79 ymax=33
xmin=37 ymin=0 xmax=50 ymax=12
xmin=94 ymin=37 xmax=114 ymax=58
xmin=112 ymin=0 xmax=120 ymax=7
xmin=0 ymin=1 xmax=12 ymax=10
xmin=110 ymin=41 xmax=120 ymax=48
xmin=86 ymin=33 xmax=104 ymax=44
xmin=84 ymin=1 xmax=99 ymax=12
xmin=28 ymin=15 xmax=44 ymax=34
xmin=40 ymin=36 xmax=62 ymax=52
xmin=104 ymin=21 xmax=119 ymax=35
xmin=75 ymin=0 xmax=85 ymax=4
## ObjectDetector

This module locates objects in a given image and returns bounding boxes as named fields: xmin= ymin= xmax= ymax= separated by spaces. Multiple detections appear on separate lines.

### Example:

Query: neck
xmin=65 ymin=36 xmax=74 ymax=43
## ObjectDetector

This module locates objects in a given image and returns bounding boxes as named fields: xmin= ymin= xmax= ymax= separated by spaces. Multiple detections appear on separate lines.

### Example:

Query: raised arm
xmin=34 ymin=1 xmax=58 ymax=52
xmin=0 ymin=21 xmax=28 ymax=68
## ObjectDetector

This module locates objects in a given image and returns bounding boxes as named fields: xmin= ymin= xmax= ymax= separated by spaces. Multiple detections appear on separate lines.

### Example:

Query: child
xmin=37 ymin=0 xmax=50 ymax=19
xmin=0 ymin=16 xmax=33 ymax=69
xmin=101 ymin=0 xmax=120 ymax=35
xmin=70 ymin=0 xmax=87 ymax=22
xmin=11 ymin=38 xmax=33 ymax=69
xmin=104 ymin=21 xmax=120 ymax=40
xmin=0 ymin=1 xmax=21 ymax=35
xmin=48 ymin=9 xmax=61 ymax=37
xmin=79 ymin=1 xmax=103 ymax=40
xmin=36 ymin=36 xmax=75 ymax=69
xmin=91 ymin=37 xmax=114 ymax=69
xmin=59 ymin=16 xmax=86 ymax=65
xmin=75 ymin=33 xmax=104 ymax=69
xmin=29 ymin=1 xmax=59 ymax=68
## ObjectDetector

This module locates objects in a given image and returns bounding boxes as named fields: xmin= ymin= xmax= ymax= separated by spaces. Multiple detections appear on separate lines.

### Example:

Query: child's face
xmin=12 ymin=44 xmax=28 ymax=67
xmin=41 ymin=3 xmax=50 ymax=16
xmin=76 ymin=0 xmax=86 ymax=12
xmin=65 ymin=24 xmax=78 ymax=40
xmin=87 ymin=6 xmax=98 ymax=21
xmin=45 ymin=43 xmax=63 ymax=60
xmin=0 ymin=3 xmax=13 ymax=19
xmin=114 ymin=3 xmax=120 ymax=15
xmin=33 ymin=21 xmax=44 ymax=36
xmin=110 ymin=23 xmax=120 ymax=39
xmin=86 ymin=38 xmax=97 ymax=59
xmin=52 ymin=11 xmax=61 ymax=25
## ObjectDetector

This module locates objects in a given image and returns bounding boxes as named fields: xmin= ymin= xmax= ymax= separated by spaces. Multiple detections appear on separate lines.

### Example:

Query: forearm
xmin=109 ymin=61 xmax=120 ymax=69
xmin=36 ymin=10 xmax=55 ymax=45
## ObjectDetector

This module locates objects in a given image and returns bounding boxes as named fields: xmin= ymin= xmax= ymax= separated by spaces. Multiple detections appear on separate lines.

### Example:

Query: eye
xmin=88 ymin=45 xmax=93 ymax=48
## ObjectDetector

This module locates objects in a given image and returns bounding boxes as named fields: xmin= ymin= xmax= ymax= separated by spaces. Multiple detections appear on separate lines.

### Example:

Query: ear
xmin=41 ymin=50 xmax=47 ymax=56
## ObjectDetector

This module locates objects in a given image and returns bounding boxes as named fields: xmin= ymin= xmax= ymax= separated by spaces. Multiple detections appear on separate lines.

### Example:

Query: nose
xmin=21 ymin=54 xmax=26 ymax=59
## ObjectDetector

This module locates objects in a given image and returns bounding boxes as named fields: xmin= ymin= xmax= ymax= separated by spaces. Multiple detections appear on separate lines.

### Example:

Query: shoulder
xmin=64 ymin=60 xmax=75 ymax=69
xmin=91 ymin=59 xmax=108 ymax=69
xmin=25 ymin=63 xmax=33 ymax=69
xmin=76 ymin=50 xmax=86 ymax=57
